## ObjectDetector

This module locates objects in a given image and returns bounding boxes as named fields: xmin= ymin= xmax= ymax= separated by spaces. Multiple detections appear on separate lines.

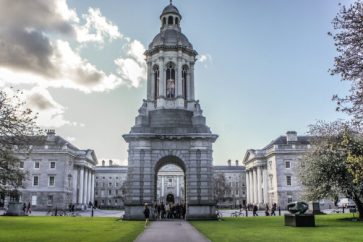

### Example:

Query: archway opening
xmin=154 ymin=156 xmax=186 ymax=219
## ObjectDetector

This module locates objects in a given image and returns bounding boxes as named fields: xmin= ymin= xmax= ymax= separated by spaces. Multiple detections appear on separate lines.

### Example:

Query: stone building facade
xmin=156 ymin=164 xmax=185 ymax=204
xmin=243 ymin=131 xmax=309 ymax=209
xmin=122 ymin=3 xmax=218 ymax=220
xmin=94 ymin=160 xmax=127 ymax=208
xmin=214 ymin=160 xmax=246 ymax=208
xmin=10 ymin=130 xmax=97 ymax=210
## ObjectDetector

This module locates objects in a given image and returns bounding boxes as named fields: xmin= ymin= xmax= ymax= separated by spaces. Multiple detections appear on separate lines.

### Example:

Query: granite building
xmin=214 ymin=160 xmax=246 ymax=208
xmin=7 ymin=130 xmax=97 ymax=210
xmin=94 ymin=160 xmax=127 ymax=208
xmin=242 ymin=131 xmax=310 ymax=209
xmin=123 ymin=2 xmax=218 ymax=219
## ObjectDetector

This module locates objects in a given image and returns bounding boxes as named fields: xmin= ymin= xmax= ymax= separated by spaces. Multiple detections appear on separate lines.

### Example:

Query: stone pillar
xmin=91 ymin=172 xmax=95 ymax=203
xmin=78 ymin=167 xmax=84 ymax=204
xmin=177 ymin=176 xmax=180 ymax=197
xmin=249 ymin=169 xmax=253 ymax=204
xmin=263 ymin=167 xmax=268 ymax=205
xmin=189 ymin=63 xmax=195 ymax=100
xmin=246 ymin=170 xmax=250 ymax=204
xmin=83 ymin=168 xmax=88 ymax=205
xmin=161 ymin=176 xmax=165 ymax=198
xmin=177 ymin=59 xmax=183 ymax=97
xmin=159 ymin=59 xmax=165 ymax=97
xmin=72 ymin=166 xmax=78 ymax=203
xmin=147 ymin=61 xmax=152 ymax=100
xmin=253 ymin=168 xmax=258 ymax=204
xmin=87 ymin=170 xmax=92 ymax=203
xmin=257 ymin=166 xmax=262 ymax=204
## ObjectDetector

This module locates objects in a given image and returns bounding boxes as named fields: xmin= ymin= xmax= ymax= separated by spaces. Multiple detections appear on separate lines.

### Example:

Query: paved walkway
xmin=135 ymin=220 xmax=210 ymax=242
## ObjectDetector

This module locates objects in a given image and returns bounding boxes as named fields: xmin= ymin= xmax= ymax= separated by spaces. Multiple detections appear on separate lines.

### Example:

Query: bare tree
xmin=214 ymin=173 xmax=231 ymax=205
xmin=0 ymin=89 xmax=42 ymax=196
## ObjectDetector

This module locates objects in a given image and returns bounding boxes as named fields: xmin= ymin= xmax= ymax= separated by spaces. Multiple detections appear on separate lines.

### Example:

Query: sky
xmin=0 ymin=0 xmax=355 ymax=165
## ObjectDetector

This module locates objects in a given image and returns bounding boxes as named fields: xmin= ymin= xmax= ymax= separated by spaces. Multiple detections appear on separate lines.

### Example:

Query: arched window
xmin=153 ymin=65 xmax=159 ymax=100
xmin=182 ymin=65 xmax=188 ymax=100
xmin=168 ymin=16 xmax=173 ymax=25
xmin=166 ymin=62 xmax=175 ymax=99
xmin=175 ymin=17 xmax=179 ymax=25
xmin=163 ymin=17 xmax=166 ymax=26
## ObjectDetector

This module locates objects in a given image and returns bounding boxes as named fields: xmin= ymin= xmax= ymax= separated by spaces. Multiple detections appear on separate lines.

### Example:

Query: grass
xmin=0 ymin=216 xmax=144 ymax=242
xmin=191 ymin=214 xmax=363 ymax=242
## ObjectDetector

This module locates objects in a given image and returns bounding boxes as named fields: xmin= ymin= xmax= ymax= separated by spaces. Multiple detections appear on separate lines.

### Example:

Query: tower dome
xmin=161 ymin=3 xmax=181 ymax=18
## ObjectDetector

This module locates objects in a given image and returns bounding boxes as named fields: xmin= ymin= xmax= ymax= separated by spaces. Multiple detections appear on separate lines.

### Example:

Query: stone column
xmin=87 ymin=170 xmax=92 ymax=203
xmin=253 ymin=168 xmax=258 ymax=204
xmin=78 ymin=167 xmax=84 ymax=204
xmin=189 ymin=63 xmax=195 ymax=100
xmin=263 ymin=167 xmax=268 ymax=205
xmin=159 ymin=59 xmax=165 ymax=97
xmin=147 ymin=61 xmax=152 ymax=100
xmin=161 ymin=176 xmax=165 ymax=198
xmin=83 ymin=168 xmax=88 ymax=205
xmin=72 ymin=166 xmax=78 ymax=204
xmin=257 ymin=166 xmax=262 ymax=204
xmin=91 ymin=172 xmax=95 ymax=203
xmin=177 ymin=59 xmax=183 ymax=97
xmin=246 ymin=170 xmax=250 ymax=204
xmin=249 ymin=169 xmax=253 ymax=204
xmin=177 ymin=176 xmax=180 ymax=197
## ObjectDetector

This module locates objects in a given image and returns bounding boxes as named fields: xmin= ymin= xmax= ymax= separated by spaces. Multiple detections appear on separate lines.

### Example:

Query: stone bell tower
xmin=123 ymin=2 xmax=218 ymax=220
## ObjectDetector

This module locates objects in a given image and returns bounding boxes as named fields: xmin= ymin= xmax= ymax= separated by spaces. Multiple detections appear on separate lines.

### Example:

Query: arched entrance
xmin=166 ymin=194 xmax=175 ymax=204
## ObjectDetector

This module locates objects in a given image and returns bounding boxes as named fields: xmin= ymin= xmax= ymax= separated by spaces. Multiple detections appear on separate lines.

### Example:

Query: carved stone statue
xmin=287 ymin=201 xmax=309 ymax=215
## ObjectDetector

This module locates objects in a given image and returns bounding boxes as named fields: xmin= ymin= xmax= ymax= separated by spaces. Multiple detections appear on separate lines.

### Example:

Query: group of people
xmin=143 ymin=202 xmax=186 ymax=227
xmin=242 ymin=203 xmax=279 ymax=216
xmin=22 ymin=202 xmax=31 ymax=214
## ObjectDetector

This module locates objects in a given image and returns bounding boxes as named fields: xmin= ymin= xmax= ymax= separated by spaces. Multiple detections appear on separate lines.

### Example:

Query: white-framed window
xmin=287 ymin=193 xmax=293 ymax=203
xmin=34 ymin=161 xmax=40 ymax=169
xmin=50 ymin=161 xmax=56 ymax=169
xmin=108 ymin=182 xmax=112 ymax=187
xmin=285 ymin=161 xmax=291 ymax=169
xmin=49 ymin=176 xmax=55 ymax=187
xmin=115 ymin=199 xmax=118 ymax=205
xmin=101 ymin=190 xmax=105 ymax=197
xmin=31 ymin=195 xmax=37 ymax=205
xmin=19 ymin=161 xmax=24 ymax=169
xmin=33 ymin=176 xmax=39 ymax=186
xmin=286 ymin=176 xmax=292 ymax=186
xmin=108 ymin=190 xmax=112 ymax=195
xmin=47 ymin=195 xmax=53 ymax=206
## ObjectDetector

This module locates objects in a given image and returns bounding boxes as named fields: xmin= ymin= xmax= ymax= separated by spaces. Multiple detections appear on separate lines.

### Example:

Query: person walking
xmin=253 ymin=204 xmax=258 ymax=216
xmin=143 ymin=203 xmax=150 ymax=228
xmin=265 ymin=204 xmax=270 ymax=216
xmin=26 ymin=202 xmax=31 ymax=214
xmin=271 ymin=203 xmax=276 ymax=216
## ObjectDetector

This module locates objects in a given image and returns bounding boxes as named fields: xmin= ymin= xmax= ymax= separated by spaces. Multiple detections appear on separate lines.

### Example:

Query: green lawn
xmin=0 ymin=216 xmax=144 ymax=242
xmin=191 ymin=214 xmax=363 ymax=242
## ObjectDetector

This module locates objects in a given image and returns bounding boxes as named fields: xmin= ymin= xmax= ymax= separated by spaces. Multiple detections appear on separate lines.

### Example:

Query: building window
xmin=116 ymin=183 xmax=119 ymax=187
xmin=109 ymin=177 xmax=112 ymax=179
xmin=166 ymin=62 xmax=175 ymax=99
xmin=101 ymin=200 xmax=104 ymax=205
xmin=19 ymin=161 xmax=24 ymax=169
xmin=154 ymin=65 xmax=159 ymax=99
xmin=115 ymin=190 xmax=118 ymax=195
xmin=50 ymin=161 xmax=56 ymax=169
xmin=116 ymin=177 xmax=119 ymax=180
xmin=108 ymin=182 xmax=112 ymax=187
xmin=34 ymin=161 xmax=40 ymax=169
xmin=101 ymin=190 xmax=105 ymax=197
xmin=47 ymin=195 xmax=53 ymax=206
xmin=33 ymin=176 xmax=39 ymax=186
xmin=95 ymin=191 xmax=98 ymax=196
xmin=102 ymin=177 xmax=105 ymax=179
xmin=31 ymin=195 xmax=37 ymax=205
xmin=285 ymin=161 xmax=291 ymax=169
xmin=168 ymin=16 xmax=173 ymax=25
xmin=49 ymin=176 xmax=55 ymax=187
xmin=286 ymin=176 xmax=292 ymax=186
xmin=96 ymin=176 xmax=99 ymax=179
xmin=95 ymin=182 xmax=98 ymax=187
xmin=108 ymin=190 xmax=112 ymax=195
xmin=115 ymin=199 xmax=118 ymax=205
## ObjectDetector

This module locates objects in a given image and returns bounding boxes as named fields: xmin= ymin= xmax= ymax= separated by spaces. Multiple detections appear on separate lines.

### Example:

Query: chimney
xmin=286 ymin=131 xmax=297 ymax=143
xmin=46 ymin=129 xmax=56 ymax=141
xmin=227 ymin=159 xmax=231 ymax=166
xmin=109 ymin=160 xmax=113 ymax=166
xmin=235 ymin=160 xmax=239 ymax=166
xmin=102 ymin=160 xmax=105 ymax=166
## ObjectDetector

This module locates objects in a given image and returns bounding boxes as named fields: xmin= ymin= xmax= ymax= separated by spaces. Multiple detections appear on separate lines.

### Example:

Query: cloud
xmin=198 ymin=53 xmax=213 ymax=68
xmin=115 ymin=40 xmax=147 ymax=88
xmin=76 ymin=7 xmax=122 ymax=44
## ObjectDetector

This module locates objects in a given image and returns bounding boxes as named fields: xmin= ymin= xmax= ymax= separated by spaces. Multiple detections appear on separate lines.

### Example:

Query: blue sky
xmin=0 ymin=0 xmax=354 ymax=165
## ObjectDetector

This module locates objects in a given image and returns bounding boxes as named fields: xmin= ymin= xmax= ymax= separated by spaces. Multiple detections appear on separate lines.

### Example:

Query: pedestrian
xmin=271 ymin=203 xmax=276 ymax=216
xmin=26 ymin=202 xmax=31 ymax=214
xmin=265 ymin=204 xmax=270 ymax=216
xmin=22 ymin=203 xmax=26 ymax=214
xmin=143 ymin=203 xmax=150 ymax=228
xmin=253 ymin=204 xmax=258 ymax=216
